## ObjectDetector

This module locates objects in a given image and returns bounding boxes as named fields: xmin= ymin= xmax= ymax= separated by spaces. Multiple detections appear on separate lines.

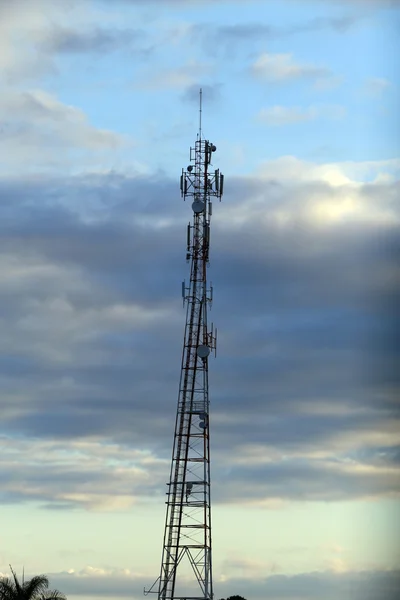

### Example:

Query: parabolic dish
xmin=197 ymin=345 xmax=210 ymax=358
xmin=192 ymin=200 xmax=205 ymax=214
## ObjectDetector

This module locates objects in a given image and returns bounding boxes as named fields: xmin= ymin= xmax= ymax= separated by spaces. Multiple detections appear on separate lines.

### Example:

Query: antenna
xmin=199 ymin=87 xmax=202 ymax=140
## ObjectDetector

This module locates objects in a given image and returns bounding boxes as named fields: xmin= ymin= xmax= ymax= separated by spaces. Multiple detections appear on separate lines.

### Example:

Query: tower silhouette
xmin=145 ymin=92 xmax=224 ymax=600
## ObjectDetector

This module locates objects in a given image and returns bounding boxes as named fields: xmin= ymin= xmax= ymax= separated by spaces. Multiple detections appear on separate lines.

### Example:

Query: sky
xmin=0 ymin=0 xmax=399 ymax=599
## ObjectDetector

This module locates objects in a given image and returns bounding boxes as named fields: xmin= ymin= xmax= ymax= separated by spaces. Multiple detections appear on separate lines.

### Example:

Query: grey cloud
xmin=1 ymin=403 xmax=396 ymax=508
xmin=216 ymin=570 xmax=400 ymax=600
xmin=190 ymin=15 xmax=361 ymax=59
xmin=214 ymin=15 xmax=359 ymax=42
xmin=0 ymin=167 xmax=399 ymax=508
xmin=348 ymin=445 xmax=400 ymax=466
xmin=40 ymin=26 xmax=149 ymax=55
xmin=216 ymin=456 xmax=400 ymax=503
xmin=215 ymin=23 xmax=276 ymax=42
xmin=0 ymin=437 xmax=168 ymax=509
xmin=45 ymin=568 xmax=400 ymax=600
xmin=291 ymin=15 xmax=360 ymax=32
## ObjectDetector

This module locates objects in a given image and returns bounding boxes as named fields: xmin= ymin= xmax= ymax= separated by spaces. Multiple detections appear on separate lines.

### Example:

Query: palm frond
xmin=0 ymin=578 xmax=17 ymax=600
xmin=1 ymin=571 xmax=65 ymax=600
xmin=40 ymin=592 xmax=66 ymax=600
xmin=9 ymin=567 xmax=21 ymax=596
xmin=22 ymin=575 xmax=49 ymax=598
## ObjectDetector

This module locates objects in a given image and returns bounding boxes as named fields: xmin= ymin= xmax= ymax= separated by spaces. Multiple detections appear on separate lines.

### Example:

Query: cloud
xmin=216 ymin=454 xmax=400 ymax=504
xmin=254 ymin=156 xmax=400 ymax=187
xmin=221 ymin=556 xmax=282 ymax=579
xmin=0 ymin=0 xmax=89 ymax=82
xmin=288 ymin=14 xmax=361 ymax=33
xmin=0 ymin=3 xmax=132 ymax=174
xmin=0 ymin=89 xmax=126 ymax=172
xmin=39 ymin=26 xmax=146 ymax=54
xmin=256 ymin=104 xmax=346 ymax=126
xmin=0 ymin=1 xmax=156 ymax=85
xmin=215 ymin=569 xmax=400 ymax=600
xmin=251 ymin=53 xmax=332 ymax=83
xmin=0 ymin=437 xmax=168 ymax=510
xmin=365 ymin=77 xmax=392 ymax=96
xmin=199 ymin=15 xmax=360 ymax=54
xmin=0 ymin=156 xmax=399 ymax=509
xmin=12 ymin=567 xmax=399 ymax=600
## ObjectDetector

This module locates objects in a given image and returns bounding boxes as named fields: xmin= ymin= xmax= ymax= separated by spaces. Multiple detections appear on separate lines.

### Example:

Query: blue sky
xmin=0 ymin=0 xmax=399 ymax=599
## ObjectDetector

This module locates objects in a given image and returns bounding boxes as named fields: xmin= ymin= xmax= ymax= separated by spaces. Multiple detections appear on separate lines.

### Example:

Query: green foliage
xmin=0 ymin=566 xmax=66 ymax=600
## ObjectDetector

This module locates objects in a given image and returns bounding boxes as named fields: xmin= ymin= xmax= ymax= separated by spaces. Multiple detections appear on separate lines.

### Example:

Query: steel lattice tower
xmin=145 ymin=94 xmax=224 ymax=600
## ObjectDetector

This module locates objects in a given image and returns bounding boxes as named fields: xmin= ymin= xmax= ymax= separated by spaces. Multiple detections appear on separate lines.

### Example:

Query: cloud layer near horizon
xmin=0 ymin=566 xmax=398 ymax=600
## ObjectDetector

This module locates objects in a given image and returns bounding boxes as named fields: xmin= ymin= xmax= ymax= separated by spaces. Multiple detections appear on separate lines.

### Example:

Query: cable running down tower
xmin=145 ymin=95 xmax=224 ymax=600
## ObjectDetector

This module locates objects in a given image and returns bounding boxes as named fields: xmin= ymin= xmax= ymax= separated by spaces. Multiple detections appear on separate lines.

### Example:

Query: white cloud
xmin=0 ymin=436 xmax=168 ymax=510
xmin=0 ymin=89 xmax=127 ymax=172
xmin=0 ymin=0 xmax=89 ymax=82
xmin=256 ymin=104 xmax=346 ymax=126
xmin=255 ymin=155 xmax=400 ymax=185
xmin=258 ymin=105 xmax=314 ymax=125
xmin=365 ymin=77 xmax=392 ymax=96
xmin=221 ymin=556 xmax=281 ymax=578
xmin=251 ymin=52 xmax=331 ymax=83
xmin=222 ymin=156 xmax=400 ymax=228
xmin=0 ymin=1 xmax=133 ymax=174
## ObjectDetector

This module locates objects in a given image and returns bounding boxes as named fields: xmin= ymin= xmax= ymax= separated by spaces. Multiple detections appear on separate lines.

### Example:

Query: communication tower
xmin=145 ymin=91 xmax=224 ymax=600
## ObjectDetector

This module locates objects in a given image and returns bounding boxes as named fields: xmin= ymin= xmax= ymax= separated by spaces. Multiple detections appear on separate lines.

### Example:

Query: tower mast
xmin=145 ymin=93 xmax=224 ymax=600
